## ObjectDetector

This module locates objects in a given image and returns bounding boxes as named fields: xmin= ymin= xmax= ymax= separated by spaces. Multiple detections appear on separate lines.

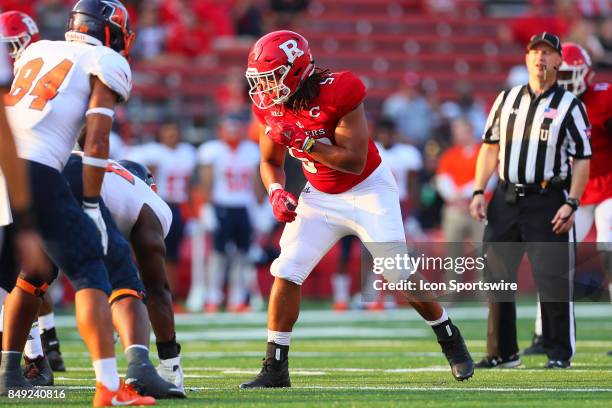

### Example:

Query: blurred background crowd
xmin=2 ymin=0 xmax=610 ymax=311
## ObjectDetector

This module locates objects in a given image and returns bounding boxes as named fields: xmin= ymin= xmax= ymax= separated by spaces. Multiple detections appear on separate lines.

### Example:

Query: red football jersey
xmin=581 ymin=82 xmax=612 ymax=204
xmin=582 ymin=83 xmax=612 ymax=178
xmin=253 ymin=71 xmax=381 ymax=194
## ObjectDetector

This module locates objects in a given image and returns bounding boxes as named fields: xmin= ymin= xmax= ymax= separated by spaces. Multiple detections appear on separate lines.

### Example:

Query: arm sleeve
xmin=482 ymin=90 xmax=506 ymax=144
xmin=87 ymin=47 xmax=132 ymax=103
xmin=565 ymin=99 xmax=592 ymax=159
xmin=333 ymin=71 xmax=366 ymax=118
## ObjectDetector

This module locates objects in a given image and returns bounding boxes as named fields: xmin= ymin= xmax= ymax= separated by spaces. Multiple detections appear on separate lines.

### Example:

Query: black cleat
xmin=23 ymin=356 xmax=54 ymax=386
xmin=436 ymin=323 xmax=474 ymax=381
xmin=544 ymin=359 xmax=570 ymax=369
xmin=41 ymin=328 xmax=66 ymax=372
xmin=475 ymin=354 xmax=521 ymax=369
xmin=126 ymin=361 xmax=185 ymax=399
xmin=522 ymin=334 xmax=547 ymax=356
xmin=239 ymin=357 xmax=291 ymax=389
xmin=0 ymin=365 xmax=33 ymax=396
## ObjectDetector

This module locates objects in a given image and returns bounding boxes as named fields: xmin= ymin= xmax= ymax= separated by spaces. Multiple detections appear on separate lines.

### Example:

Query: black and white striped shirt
xmin=483 ymin=83 xmax=591 ymax=184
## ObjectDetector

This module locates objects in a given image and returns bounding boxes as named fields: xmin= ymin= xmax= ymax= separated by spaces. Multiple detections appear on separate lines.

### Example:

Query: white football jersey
xmin=0 ymin=169 xmax=10 ymax=226
xmin=101 ymin=159 xmax=173 ymax=238
xmin=197 ymin=140 xmax=260 ymax=208
xmin=6 ymin=40 xmax=131 ymax=171
xmin=376 ymin=142 xmax=423 ymax=201
xmin=0 ymin=43 xmax=13 ymax=226
xmin=127 ymin=142 xmax=196 ymax=204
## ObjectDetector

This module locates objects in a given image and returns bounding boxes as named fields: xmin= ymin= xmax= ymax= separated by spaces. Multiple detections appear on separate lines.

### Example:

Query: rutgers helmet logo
xmin=278 ymin=39 xmax=304 ymax=64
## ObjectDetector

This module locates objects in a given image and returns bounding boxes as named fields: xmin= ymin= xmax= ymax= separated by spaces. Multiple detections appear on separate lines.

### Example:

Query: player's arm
xmin=130 ymin=204 xmax=174 ymax=341
xmin=81 ymin=77 xmax=120 ymax=253
xmin=469 ymin=143 xmax=499 ymax=221
xmin=260 ymin=122 xmax=297 ymax=223
xmin=199 ymin=164 xmax=213 ymax=203
xmin=0 ymin=98 xmax=49 ymax=274
xmin=0 ymin=98 xmax=30 ymax=213
xmin=307 ymin=103 xmax=369 ymax=174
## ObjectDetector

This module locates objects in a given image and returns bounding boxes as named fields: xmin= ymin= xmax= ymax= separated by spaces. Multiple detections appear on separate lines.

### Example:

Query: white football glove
xmin=83 ymin=203 xmax=108 ymax=255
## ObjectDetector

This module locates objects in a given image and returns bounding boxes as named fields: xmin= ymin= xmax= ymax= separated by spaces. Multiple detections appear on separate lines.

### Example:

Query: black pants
xmin=483 ymin=183 xmax=575 ymax=361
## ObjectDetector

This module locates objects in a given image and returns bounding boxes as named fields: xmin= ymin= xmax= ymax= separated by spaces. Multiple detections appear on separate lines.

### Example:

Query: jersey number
xmin=5 ymin=58 xmax=74 ymax=111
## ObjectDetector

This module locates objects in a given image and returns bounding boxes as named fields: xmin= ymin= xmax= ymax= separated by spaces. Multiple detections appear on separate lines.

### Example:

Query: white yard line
xmin=54 ymin=304 xmax=612 ymax=328
xmin=55 ymin=385 xmax=612 ymax=392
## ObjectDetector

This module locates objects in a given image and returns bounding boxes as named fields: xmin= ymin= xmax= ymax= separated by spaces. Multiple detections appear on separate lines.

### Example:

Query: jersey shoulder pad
xmin=252 ymin=104 xmax=266 ymax=124
xmin=329 ymin=71 xmax=366 ymax=118
xmin=84 ymin=46 xmax=132 ymax=102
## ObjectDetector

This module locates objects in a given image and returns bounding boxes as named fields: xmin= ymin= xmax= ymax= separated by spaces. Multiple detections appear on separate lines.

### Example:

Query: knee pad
xmin=270 ymin=257 xmax=307 ymax=285
xmin=109 ymin=288 xmax=145 ymax=305
xmin=16 ymin=273 xmax=50 ymax=298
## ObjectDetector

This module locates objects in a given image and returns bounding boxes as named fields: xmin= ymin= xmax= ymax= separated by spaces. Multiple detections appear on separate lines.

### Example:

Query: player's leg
xmin=332 ymin=236 xmax=354 ymax=311
xmin=103 ymin=204 xmax=182 ymax=399
xmin=227 ymin=207 xmax=255 ymax=312
xmin=38 ymin=293 xmax=65 ymax=371
xmin=354 ymin=164 xmax=474 ymax=380
xmin=239 ymin=188 xmax=346 ymax=388
xmin=164 ymin=203 xmax=184 ymax=307
xmin=206 ymin=205 xmax=230 ymax=312
xmin=130 ymin=205 xmax=184 ymax=396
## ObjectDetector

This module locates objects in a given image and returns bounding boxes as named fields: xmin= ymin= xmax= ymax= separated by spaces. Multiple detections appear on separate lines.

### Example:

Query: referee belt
xmin=499 ymin=179 xmax=567 ymax=197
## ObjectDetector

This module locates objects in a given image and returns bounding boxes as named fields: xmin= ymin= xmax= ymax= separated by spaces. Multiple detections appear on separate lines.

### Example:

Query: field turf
xmin=2 ymin=303 xmax=611 ymax=407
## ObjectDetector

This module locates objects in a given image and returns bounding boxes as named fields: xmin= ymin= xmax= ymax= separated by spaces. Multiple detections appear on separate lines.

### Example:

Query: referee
xmin=469 ymin=33 xmax=591 ymax=369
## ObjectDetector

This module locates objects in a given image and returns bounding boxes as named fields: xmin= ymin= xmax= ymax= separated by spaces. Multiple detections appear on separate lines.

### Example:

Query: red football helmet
xmin=558 ymin=42 xmax=593 ymax=96
xmin=0 ymin=11 xmax=40 ymax=59
xmin=246 ymin=30 xmax=315 ymax=109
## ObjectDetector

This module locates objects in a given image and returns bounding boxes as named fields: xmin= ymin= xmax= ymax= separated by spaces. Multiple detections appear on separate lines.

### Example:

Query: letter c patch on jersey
xmin=309 ymin=106 xmax=320 ymax=118
xmin=279 ymin=40 xmax=304 ymax=64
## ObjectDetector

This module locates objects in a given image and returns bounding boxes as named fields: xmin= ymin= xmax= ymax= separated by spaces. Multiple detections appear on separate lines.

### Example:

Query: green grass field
xmin=3 ymin=303 xmax=611 ymax=407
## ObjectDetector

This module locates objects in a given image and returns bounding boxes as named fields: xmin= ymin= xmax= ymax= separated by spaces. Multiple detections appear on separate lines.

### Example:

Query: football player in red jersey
xmin=524 ymin=42 xmax=612 ymax=356
xmin=239 ymin=30 xmax=474 ymax=388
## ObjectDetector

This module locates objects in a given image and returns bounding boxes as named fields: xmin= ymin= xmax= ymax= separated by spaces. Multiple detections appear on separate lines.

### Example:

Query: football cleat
xmin=475 ymin=354 xmax=521 ymax=369
xmin=437 ymin=324 xmax=474 ymax=381
xmin=239 ymin=358 xmax=291 ymax=389
xmin=0 ymin=368 xmax=32 ymax=396
xmin=126 ymin=360 xmax=185 ymax=399
xmin=522 ymin=334 xmax=547 ymax=355
xmin=544 ymin=359 xmax=570 ymax=369
xmin=23 ymin=355 xmax=54 ymax=386
xmin=93 ymin=380 xmax=156 ymax=407
xmin=227 ymin=303 xmax=252 ymax=314
xmin=41 ymin=328 xmax=66 ymax=372
xmin=156 ymin=362 xmax=186 ymax=398
xmin=332 ymin=301 xmax=349 ymax=312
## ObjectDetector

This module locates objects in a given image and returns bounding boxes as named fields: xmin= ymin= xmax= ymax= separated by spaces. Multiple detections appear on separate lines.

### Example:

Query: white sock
xmin=425 ymin=308 xmax=449 ymax=326
xmin=267 ymin=330 xmax=291 ymax=346
xmin=93 ymin=358 xmax=120 ymax=391
xmin=24 ymin=323 xmax=44 ymax=359
xmin=0 ymin=305 xmax=4 ymax=333
xmin=38 ymin=313 xmax=56 ymax=333
xmin=160 ymin=356 xmax=181 ymax=368
xmin=125 ymin=344 xmax=149 ymax=353
xmin=332 ymin=274 xmax=351 ymax=303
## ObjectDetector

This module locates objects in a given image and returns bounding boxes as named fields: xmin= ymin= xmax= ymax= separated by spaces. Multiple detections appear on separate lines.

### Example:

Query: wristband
xmin=472 ymin=190 xmax=484 ymax=197
xmin=268 ymin=183 xmax=283 ymax=196
xmin=82 ymin=156 xmax=109 ymax=168
xmin=86 ymin=107 xmax=115 ymax=118
xmin=11 ymin=207 xmax=37 ymax=232
xmin=565 ymin=198 xmax=579 ymax=212
xmin=83 ymin=196 xmax=100 ymax=209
